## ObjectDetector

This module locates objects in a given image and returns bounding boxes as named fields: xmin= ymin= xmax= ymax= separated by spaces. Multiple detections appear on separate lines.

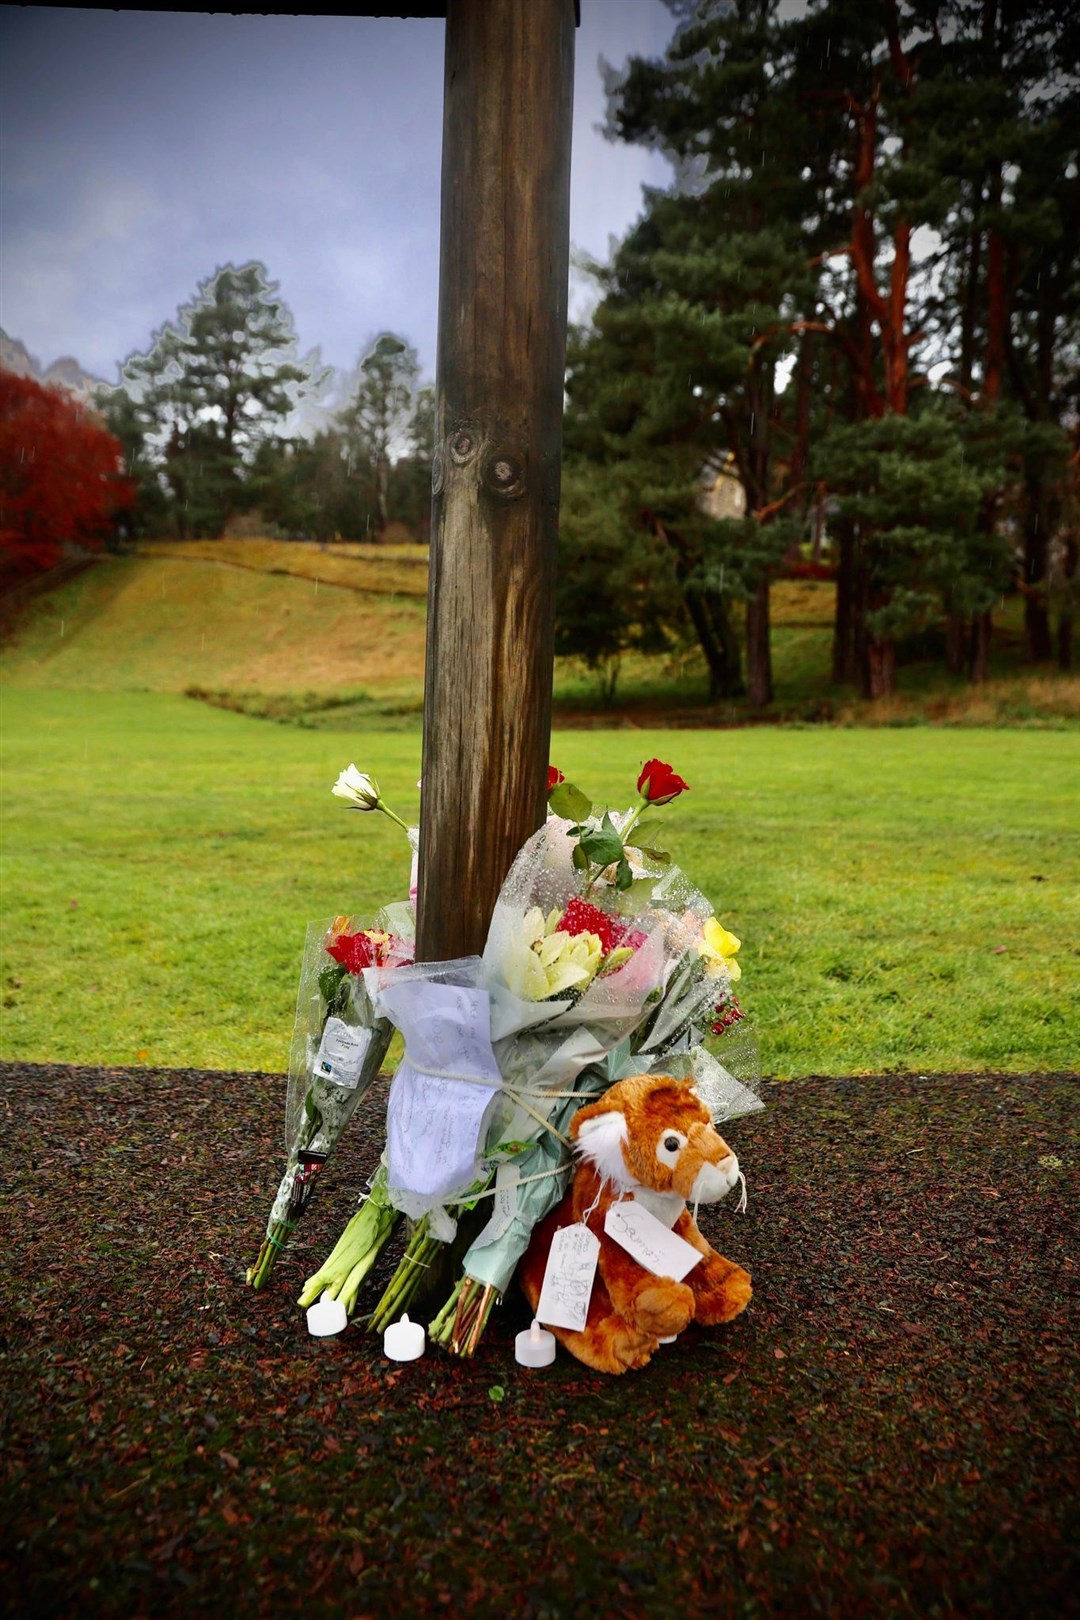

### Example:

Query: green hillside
xmin=1 ymin=539 xmax=1075 ymax=727
xmin=0 ymin=543 xmax=427 ymax=703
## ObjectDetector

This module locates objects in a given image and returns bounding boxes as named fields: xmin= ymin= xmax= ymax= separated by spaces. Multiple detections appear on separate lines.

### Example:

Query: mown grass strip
xmin=1 ymin=690 xmax=1075 ymax=1076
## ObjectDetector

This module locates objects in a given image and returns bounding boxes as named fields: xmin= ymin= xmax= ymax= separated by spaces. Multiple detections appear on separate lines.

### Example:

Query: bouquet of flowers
xmin=277 ymin=758 xmax=762 ymax=1355
xmin=245 ymin=772 xmax=414 ymax=1291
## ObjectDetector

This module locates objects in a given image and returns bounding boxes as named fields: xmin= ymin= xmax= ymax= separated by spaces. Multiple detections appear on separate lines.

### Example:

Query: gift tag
xmin=314 ymin=1018 xmax=372 ymax=1089
xmin=604 ymin=1199 xmax=702 ymax=1282
xmin=472 ymin=1163 xmax=521 ymax=1248
xmin=536 ymin=1223 xmax=601 ymax=1332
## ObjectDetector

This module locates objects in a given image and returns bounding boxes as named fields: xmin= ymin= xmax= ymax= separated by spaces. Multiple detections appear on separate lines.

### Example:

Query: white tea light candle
xmin=307 ymin=1290 xmax=348 ymax=1338
xmin=515 ymin=1318 xmax=556 ymax=1368
xmin=383 ymin=1313 xmax=425 ymax=1362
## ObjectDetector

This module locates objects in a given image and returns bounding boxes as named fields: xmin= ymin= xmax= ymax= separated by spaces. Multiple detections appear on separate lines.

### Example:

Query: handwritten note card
xmin=380 ymin=980 xmax=503 ymax=1201
xmin=603 ymin=1200 xmax=702 ymax=1281
xmin=536 ymin=1223 xmax=601 ymax=1332
xmin=473 ymin=1163 xmax=521 ymax=1249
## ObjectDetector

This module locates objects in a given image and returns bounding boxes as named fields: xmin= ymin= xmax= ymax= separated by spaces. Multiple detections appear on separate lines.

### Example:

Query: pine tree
xmin=109 ymin=262 xmax=321 ymax=536
xmin=342 ymin=334 xmax=420 ymax=539
xmin=602 ymin=0 xmax=828 ymax=705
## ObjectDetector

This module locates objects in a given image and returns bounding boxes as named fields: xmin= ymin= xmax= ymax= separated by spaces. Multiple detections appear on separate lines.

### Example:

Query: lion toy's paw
xmin=693 ymin=1263 xmax=753 ymax=1326
xmin=628 ymin=1279 xmax=696 ymax=1339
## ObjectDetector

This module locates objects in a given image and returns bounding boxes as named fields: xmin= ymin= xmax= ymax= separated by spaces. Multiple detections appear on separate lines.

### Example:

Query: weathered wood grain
xmin=416 ymin=0 xmax=576 ymax=961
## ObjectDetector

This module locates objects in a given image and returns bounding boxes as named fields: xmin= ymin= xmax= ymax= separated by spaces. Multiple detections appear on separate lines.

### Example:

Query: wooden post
xmin=415 ymin=0 xmax=576 ymax=962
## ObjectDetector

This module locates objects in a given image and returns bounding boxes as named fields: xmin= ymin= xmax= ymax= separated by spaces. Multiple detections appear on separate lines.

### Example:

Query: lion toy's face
xmin=571 ymin=1075 xmax=742 ymax=1207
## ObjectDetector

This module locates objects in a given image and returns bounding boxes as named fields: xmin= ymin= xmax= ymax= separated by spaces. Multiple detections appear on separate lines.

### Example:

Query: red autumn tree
xmin=0 ymin=370 xmax=134 ymax=589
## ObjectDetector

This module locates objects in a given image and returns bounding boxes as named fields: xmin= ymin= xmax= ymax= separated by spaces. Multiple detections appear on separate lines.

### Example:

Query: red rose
xmin=560 ymin=897 xmax=625 ymax=955
xmin=636 ymin=759 xmax=689 ymax=805
xmin=327 ymin=931 xmax=384 ymax=974
xmin=548 ymin=766 xmax=565 ymax=791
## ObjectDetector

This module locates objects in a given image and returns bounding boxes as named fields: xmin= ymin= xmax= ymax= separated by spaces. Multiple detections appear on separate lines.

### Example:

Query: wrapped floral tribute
xmin=247 ymin=759 xmax=762 ymax=1356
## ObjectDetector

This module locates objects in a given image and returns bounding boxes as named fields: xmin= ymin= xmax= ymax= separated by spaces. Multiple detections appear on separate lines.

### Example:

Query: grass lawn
xmin=1 ymin=689 xmax=1076 ymax=1076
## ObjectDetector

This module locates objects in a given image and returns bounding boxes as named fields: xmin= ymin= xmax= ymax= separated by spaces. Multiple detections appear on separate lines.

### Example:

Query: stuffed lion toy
xmin=518 ymin=1074 xmax=752 ymax=1374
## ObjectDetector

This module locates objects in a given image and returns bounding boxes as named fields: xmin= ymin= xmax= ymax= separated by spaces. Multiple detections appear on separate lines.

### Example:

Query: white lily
xmin=504 ymin=907 xmax=604 ymax=1001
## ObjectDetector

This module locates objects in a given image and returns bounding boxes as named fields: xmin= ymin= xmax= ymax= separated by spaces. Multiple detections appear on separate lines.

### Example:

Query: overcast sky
xmin=0 ymin=4 xmax=678 ymax=391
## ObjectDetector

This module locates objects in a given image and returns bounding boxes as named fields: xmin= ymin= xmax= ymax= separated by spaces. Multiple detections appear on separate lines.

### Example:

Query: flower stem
xmin=620 ymin=802 xmax=645 ymax=845
xmin=430 ymin=1277 xmax=499 ymax=1356
xmin=367 ymin=1219 xmax=440 ymax=1332
xmin=427 ymin=1278 xmax=464 ymax=1341
xmin=246 ymin=1219 xmax=295 ymax=1290
xmin=378 ymin=802 xmax=412 ymax=836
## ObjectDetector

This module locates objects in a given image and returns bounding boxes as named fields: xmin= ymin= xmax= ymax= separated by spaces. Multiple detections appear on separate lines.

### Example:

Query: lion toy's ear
xmin=571 ymin=1092 xmax=633 ymax=1192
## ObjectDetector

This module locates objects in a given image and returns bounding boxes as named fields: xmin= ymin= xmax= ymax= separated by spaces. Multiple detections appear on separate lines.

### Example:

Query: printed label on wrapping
xmin=313 ymin=1017 xmax=372 ymax=1089
xmin=604 ymin=1200 xmax=702 ymax=1281
xmin=288 ymin=1150 xmax=327 ymax=1218
xmin=472 ymin=1163 xmax=521 ymax=1249
xmin=536 ymin=1223 xmax=601 ymax=1332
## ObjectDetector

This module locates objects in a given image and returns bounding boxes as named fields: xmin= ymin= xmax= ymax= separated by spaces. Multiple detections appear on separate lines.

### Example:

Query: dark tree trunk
xmin=857 ymin=552 xmax=896 ymax=700
xmin=703 ymin=589 xmax=744 ymax=698
xmin=862 ymin=632 xmax=896 ymax=700
xmin=1023 ymin=484 xmax=1054 ymax=662
xmin=945 ymin=611 xmax=967 ymax=676
xmin=745 ymin=580 xmax=772 ymax=708
xmin=959 ymin=225 xmax=982 ymax=395
xmin=374 ymin=456 xmax=390 ymax=539
xmin=657 ymin=519 xmax=744 ymax=699
xmin=811 ymin=488 xmax=825 ymax=564
xmin=1057 ymin=536 xmax=1077 ymax=671
xmin=968 ymin=610 xmax=992 ymax=683
xmin=680 ymin=581 xmax=743 ymax=700
xmin=832 ymin=516 xmax=858 ymax=683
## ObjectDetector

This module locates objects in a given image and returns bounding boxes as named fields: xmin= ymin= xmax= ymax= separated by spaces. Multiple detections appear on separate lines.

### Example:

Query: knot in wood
xmin=481 ymin=445 xmax=527 ymax=501
xmin=448 ymin=428 xmax=479 ymax=465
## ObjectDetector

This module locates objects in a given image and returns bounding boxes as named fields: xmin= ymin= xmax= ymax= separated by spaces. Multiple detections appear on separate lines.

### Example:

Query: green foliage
xmin=589 ymin=0 xmax=1080 ymax=695
xmin=813 ymin=403 xmax=1014 ymax=638
xmin=555 ymin=457 xmax=682 ymax=703
xmin=547 ymin=780 xmax=592 ymax=821
xmin=341 ymin=334 xmax=421 ymax=535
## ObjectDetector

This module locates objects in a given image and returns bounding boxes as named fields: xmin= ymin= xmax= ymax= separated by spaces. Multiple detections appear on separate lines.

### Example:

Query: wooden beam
xmin=415 ymin=0 xmax=576 ymax=963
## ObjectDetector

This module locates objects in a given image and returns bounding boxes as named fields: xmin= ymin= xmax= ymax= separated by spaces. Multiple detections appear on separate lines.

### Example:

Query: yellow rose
xmin=698 ymin=916 xmax=742 ymax=982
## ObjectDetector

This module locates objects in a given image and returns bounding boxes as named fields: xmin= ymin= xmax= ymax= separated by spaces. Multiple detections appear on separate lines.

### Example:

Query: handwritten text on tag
xmin=536 ymin=1223 xmax=600 ymax=1332
xmin=604 ymin=1200 xmax=703 ymax=1281
xmin=473 ymin=1163 xmax=521 ymax=1248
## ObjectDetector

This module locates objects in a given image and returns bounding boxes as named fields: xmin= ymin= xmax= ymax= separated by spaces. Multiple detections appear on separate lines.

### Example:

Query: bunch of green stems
xmin=297 ymin=1164 xmax=400 ymax=1315
xmin=366 ymin=1214 xmax=442 ymax=1332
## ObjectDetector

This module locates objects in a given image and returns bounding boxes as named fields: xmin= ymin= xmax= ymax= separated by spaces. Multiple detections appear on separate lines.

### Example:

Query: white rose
xmin=331 ymin=765 xmax=381 ymax=810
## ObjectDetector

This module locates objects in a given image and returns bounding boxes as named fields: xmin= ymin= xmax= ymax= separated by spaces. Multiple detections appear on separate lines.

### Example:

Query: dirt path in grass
xmin=1 ymin=1064 xmax=1075 ymax=1619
